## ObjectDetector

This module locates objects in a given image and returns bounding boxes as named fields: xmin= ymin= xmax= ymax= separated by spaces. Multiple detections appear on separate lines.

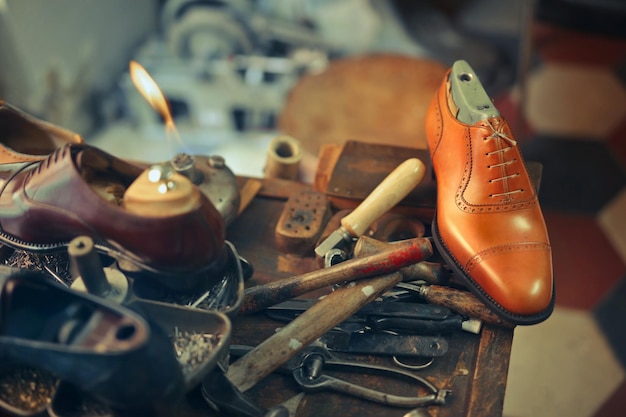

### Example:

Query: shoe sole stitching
xmin=0 ymin=230 xmax=153 ymax=271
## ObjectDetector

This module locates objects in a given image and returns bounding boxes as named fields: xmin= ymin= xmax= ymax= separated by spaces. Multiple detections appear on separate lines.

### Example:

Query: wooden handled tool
xmin=353 ymin=236 xmax=449 ymax=285
xmin=407 ymin=284 xmax=515 ymax=328
xmin=241 ymin=237 xmax=433 ymax=314
xmin=352 ymin=237 xmax=514 ymax=327
xmin=227 ymin=271 xmax=404 ymax=392
xmin=314 ymin=158 xmax=426 ymax=257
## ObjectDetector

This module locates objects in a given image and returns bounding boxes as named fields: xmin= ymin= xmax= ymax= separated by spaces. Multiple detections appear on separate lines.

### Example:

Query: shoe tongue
xmin=74 ymin=146 xmax=110 ymax=171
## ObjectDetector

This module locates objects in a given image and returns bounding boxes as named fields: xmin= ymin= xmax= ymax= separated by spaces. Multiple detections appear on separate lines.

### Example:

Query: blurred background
xmin=0 ymin=1 xmax=625 ymax=416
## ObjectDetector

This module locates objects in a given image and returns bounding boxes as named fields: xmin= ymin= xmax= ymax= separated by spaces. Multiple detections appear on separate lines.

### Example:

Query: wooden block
xmin=274 ymin=189 xmax=331 ymax=256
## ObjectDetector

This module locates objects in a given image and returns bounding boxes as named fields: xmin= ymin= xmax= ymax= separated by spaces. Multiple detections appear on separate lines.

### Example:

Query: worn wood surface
xmin=222 ymin=177 xmax=515 ymax=417
xmin=0 ymin=157 xmax=515 ymax=417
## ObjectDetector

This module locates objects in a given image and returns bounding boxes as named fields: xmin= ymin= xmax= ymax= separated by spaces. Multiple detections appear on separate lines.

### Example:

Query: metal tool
xmin=201 ymin=368 xmax=303 ymax=417
xmin=267 ymin=298 xmax=482 ymax=335
xmin=229 ymin=270 xmax=405 ymax=392
xmin=265 ymin=393 xmax=305 ymax=417
xmin=314 ymin=158 xmax=426 ymax=258
xmin=229 ymin=344 xmax=451 ymax=408
xmin=68 ymin=235 xmax=129 ymax=303
xmin=240 ymin=237 xmax=433 ymax=314
xmin=324 ymin=248 xmax=347 ymax=267
xmin=318 ymin=330 xmax=448 ymax=358
xmin=130 ymin=240 xmax=247 ymax=318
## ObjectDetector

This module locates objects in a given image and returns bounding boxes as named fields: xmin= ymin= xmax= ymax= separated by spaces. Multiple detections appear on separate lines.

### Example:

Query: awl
xmin=314 ymin=158 xmax=426 ymax=258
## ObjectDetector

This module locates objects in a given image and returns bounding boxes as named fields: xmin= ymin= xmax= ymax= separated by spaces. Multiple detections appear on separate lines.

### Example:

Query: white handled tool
xmin=314 ymin=158 xmax=426 ymax=258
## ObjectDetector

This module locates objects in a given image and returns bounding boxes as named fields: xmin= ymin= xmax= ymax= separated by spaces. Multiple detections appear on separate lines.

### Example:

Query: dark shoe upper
xmin=0 ymin=101 xmax=83 ymax=164
xmin=0 ymin=143 xmax=225 ymax=276
xmin=0 ymin=266 xmax=185 ymax=410
xmin=425 ymin=63 xmax=554 ymax=323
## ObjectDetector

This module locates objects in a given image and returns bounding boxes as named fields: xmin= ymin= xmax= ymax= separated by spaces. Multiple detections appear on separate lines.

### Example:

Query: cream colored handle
xmin=341 ymin=158 xmax=426 ymax=237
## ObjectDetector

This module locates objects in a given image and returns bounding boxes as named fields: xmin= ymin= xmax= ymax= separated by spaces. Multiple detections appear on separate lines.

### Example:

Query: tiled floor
xmin=88 ymin=8 xmax=626 ymax=417
xmin=497 ymin=21 xmax=626 ymax=417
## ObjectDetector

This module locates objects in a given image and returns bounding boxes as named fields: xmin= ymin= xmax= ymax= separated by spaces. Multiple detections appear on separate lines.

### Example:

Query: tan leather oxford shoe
xmin=425 ymin=60 xmax=554 ymax=325
xmin=0 ymin=101 xmax=83 ymax=164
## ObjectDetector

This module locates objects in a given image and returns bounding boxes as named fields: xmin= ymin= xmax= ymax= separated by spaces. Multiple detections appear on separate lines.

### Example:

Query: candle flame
xmin=129 ymin=60 xmax=184 ymax=146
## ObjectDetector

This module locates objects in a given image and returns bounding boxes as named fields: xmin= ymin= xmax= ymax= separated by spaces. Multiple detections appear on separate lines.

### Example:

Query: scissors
xmin=229 ymin=343 xmax=451 ymax=409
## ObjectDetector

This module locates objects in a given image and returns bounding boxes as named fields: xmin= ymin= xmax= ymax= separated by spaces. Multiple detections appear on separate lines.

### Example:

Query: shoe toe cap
xmin=468 ymin=245 xmax=554 ymax=317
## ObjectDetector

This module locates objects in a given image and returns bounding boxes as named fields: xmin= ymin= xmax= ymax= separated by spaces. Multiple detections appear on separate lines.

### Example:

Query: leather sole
xmin=431 ymin=211 xmax=555 ymax=325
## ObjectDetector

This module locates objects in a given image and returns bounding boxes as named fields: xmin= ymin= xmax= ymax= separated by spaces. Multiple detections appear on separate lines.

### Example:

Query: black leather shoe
xmin=0 ymin=266 xmax=185 ymax=411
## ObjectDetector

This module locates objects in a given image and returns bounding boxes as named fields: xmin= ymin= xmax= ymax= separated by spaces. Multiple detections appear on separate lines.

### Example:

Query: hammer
xmin=314 ymin=158 xmax=426 ymax=258
xmin=353 ymin=236 xmax=450 ymax=285
xmin=240 ymin=237 xmax=433 ymax=314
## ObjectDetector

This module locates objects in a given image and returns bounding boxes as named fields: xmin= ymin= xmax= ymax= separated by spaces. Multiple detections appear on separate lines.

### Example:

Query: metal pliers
xmin=229 ymin=343 xmax=451 ymax=408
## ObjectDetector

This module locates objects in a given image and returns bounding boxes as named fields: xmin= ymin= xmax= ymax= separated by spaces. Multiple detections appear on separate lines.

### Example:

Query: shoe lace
xmin=483 ymin=119 xmax=523 ymax=198
xmin=26 ymin=146 xmax=68 ymax=179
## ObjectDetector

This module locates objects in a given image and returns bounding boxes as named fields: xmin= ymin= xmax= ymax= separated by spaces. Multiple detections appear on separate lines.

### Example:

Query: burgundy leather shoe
xmin=0 ymin=144 xmax=225 ymax=289
xmin=0 ymin=101 xmax=83 ymax=164
xmin=425 ymin=60 xmax=554 ymax=325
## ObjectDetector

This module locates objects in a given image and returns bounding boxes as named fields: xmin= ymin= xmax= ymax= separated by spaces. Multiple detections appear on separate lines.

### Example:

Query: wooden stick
xmin=416 ymin=284 xmax=516 ymax=328
xmin=240 ymin=237 xmax=432 ymax=314
xmin=227 ymin=271 xmax=403 ymax=392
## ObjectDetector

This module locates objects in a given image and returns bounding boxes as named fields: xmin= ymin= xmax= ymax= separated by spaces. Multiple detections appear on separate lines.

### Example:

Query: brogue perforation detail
xmin=430 ymin=93 xmax=444 ymax=157
xmin=455 ymin=129 xmax=473 ymax=211
xmin=465 ymin=242 xmax=552 ymax=273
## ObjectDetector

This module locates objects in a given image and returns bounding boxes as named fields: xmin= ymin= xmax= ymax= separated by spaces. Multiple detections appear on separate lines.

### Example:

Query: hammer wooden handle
xmin=419 ymin=285 xmax=516 ymax=328
xmin=341 ymin=158 xmax=426 ymax=237
xmin=227 ymin=271 xmax=404 ymax=392
xmin=241 ymin=237 xmax=433 ymax=314
xmin=353 ymin=236 xmax=449 ymax=285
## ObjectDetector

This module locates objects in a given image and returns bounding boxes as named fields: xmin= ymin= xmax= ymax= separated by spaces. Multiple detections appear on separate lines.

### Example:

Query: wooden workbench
xmin=222 ymin=174 xmax=514 ymax=417
xmin=0 ymin=140 xmax=516 ymax=417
